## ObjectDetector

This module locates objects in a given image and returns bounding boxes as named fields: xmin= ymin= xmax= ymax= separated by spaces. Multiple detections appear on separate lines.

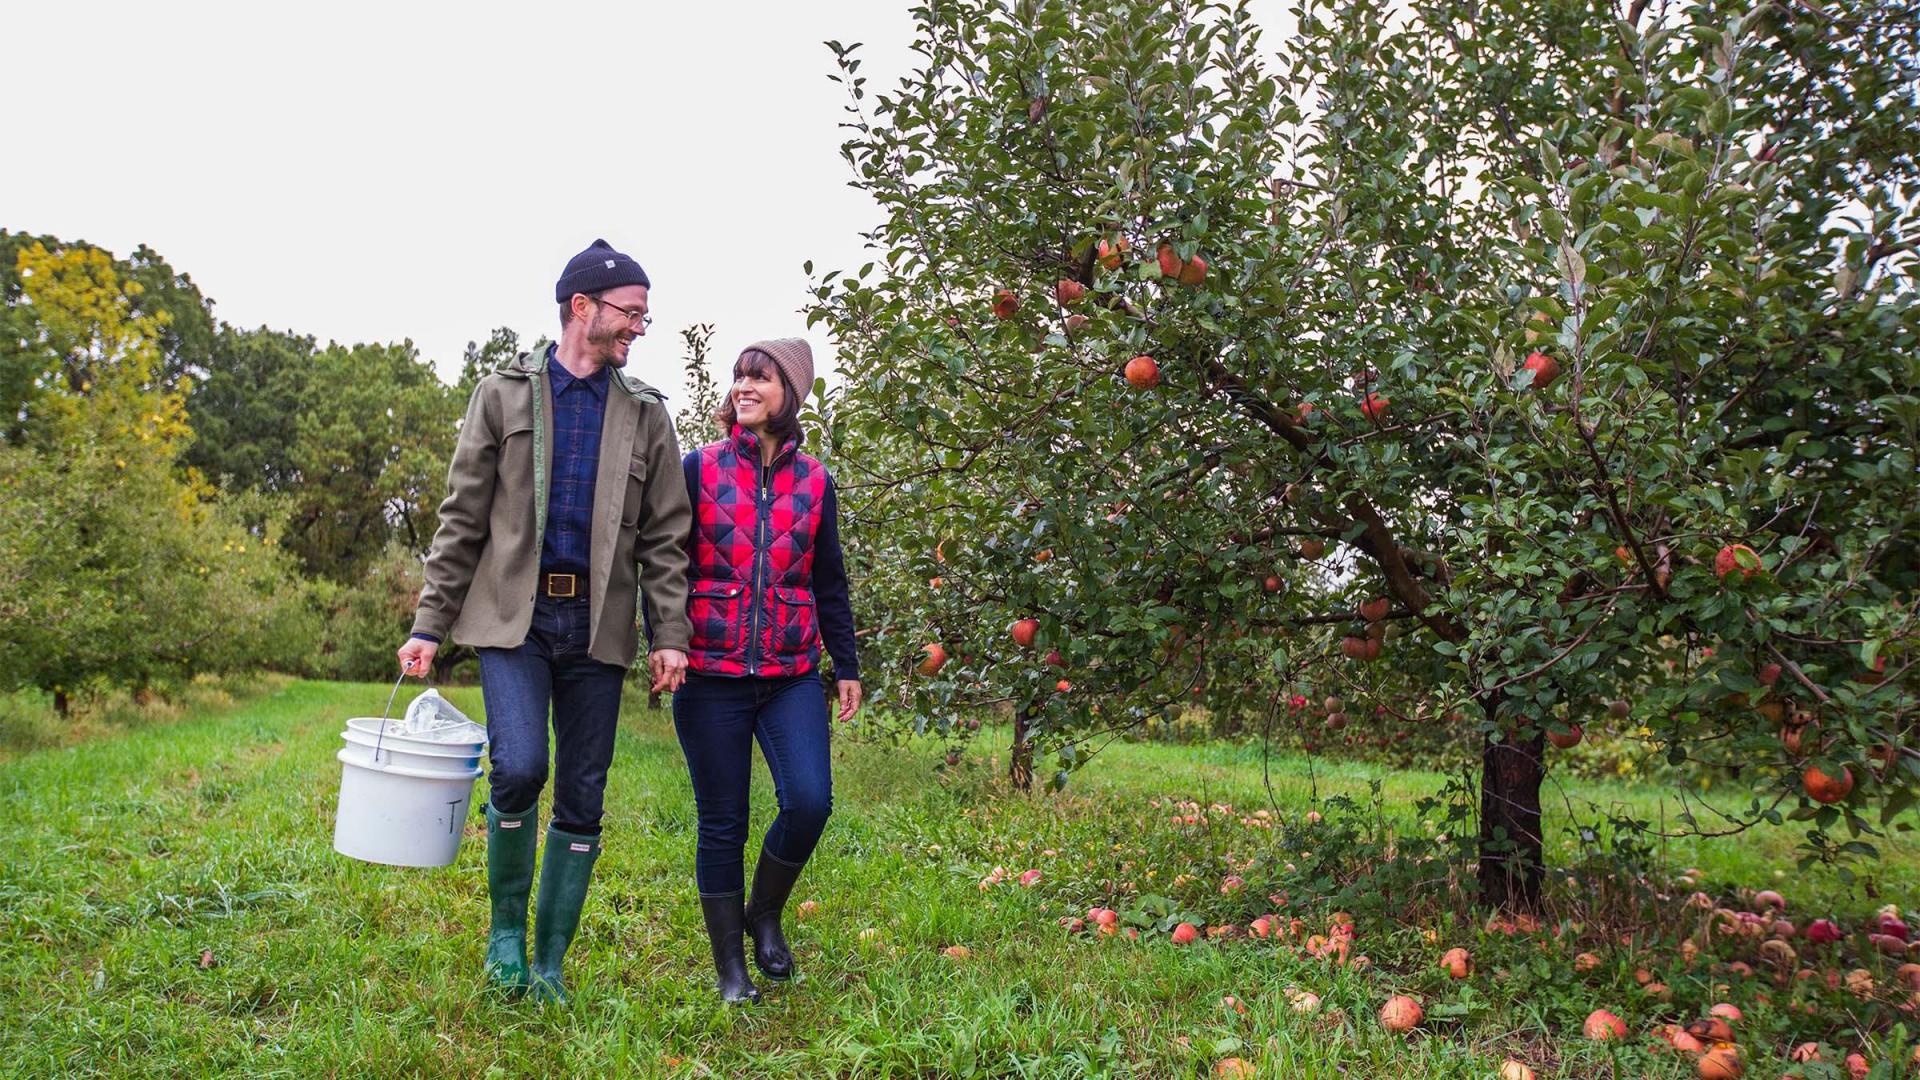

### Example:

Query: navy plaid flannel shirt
xmin=541 ymin=358 xmax=609 ymax=582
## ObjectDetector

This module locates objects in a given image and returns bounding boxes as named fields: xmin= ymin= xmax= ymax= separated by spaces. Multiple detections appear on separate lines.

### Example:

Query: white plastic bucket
xmin=332 ymin=749 xmax=481 ymax=867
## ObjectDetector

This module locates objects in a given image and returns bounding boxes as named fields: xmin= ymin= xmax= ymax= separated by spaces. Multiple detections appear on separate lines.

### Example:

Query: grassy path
xmin=0 ymin=680 xmax=1911 ymax=1078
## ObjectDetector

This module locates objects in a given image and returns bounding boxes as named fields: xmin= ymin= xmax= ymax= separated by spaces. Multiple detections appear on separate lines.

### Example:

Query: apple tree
xmin=809 ymin=0 xmax=1917 ymax=909
xmin=0 ymin=241 xmax=318 ymax=709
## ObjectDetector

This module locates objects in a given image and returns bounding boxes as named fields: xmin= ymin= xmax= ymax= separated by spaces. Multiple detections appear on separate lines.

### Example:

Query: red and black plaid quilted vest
xmin=685 ymin=426 xmax=827 ymax=677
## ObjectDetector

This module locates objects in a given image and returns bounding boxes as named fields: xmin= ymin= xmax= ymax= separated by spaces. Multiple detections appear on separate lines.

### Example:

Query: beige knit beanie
xmin=740 ymin=338 xmax=814 ymax=402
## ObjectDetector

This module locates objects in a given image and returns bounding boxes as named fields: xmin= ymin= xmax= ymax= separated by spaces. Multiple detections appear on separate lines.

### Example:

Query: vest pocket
xmin=688 ymin=579 xmax=745 ymax=654
xmin=770 ymin=584 xmax=818 ymax=657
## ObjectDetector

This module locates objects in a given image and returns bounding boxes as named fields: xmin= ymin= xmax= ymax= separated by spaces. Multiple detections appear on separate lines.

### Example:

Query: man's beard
xmin=587 ymin=315 xmax=630 ymax=368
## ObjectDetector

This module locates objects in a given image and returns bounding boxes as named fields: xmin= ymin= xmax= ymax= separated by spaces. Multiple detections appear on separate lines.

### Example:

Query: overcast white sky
xmin=2 ymin=1 xmax=1284 ymax=405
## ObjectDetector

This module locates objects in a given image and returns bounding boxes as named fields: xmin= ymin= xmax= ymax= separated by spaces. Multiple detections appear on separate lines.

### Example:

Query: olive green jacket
xmin=410 ymin=341 xmax=693 ymax=667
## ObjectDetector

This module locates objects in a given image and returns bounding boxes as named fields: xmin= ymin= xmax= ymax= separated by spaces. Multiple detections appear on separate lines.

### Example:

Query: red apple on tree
xmin=917 ymin=643 xmax=949 ymax=676
xmin=991 ymin=289 xmax=1019 ymax=319
xmin=1010 ymin=618 xmax=1040 ymax=648
xmin=1781 ymin=723 xmax=1811 ymax=755
xmin=1715 ymin=543 xmax=1762 ymax=580
xmin=1521 ymin=351 xmax=1561 ymax=390
xmin=1124 ymin=355 xmax=1160 ymax=389
xmin=1359 ymin=597 xmax=1390 ymax=622
xmin=1804 ymin=763 xmax=1853 ymax=803
xmin=1055 ymin=279 xmax=1085 ymax=305
xmin=1156 ymin=243 xmax=1209 ymax=284
xmin=1096 ymin=236 xmax=1129 ymax=269
xmin=1360 ymin=393 xmax=1390 ymax=422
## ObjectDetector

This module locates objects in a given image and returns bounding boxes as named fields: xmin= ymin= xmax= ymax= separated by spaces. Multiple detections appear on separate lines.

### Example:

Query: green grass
xmin=1 ymin=680 xmax=1915 ymax=1078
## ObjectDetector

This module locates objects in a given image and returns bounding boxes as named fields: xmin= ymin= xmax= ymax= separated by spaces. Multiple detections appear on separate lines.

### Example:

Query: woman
xmin=673 ymin=337 xmax=862 ymax=1004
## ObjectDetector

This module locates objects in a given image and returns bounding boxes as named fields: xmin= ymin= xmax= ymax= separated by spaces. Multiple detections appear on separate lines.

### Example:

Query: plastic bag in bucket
xmin=402 ymin=688 xmax=486 ymax=740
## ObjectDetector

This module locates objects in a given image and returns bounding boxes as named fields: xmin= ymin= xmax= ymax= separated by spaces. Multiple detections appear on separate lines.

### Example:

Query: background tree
xmin=0 ymin=240 xmax=314 ymax=711
xmin=279 ymin=340 xmax=461 ymax=579
xmin=811 ymin=0 xmax=1918 ymax=909
xmin=456 ymin=327 xmax=522 ymax=401
xmin=0 ymin=231 xmax=215 ymax=443
xmin=182 ymin=326 xmax=318 ymax=492
xmin=675 ymin=323 xmax=721 ymax=449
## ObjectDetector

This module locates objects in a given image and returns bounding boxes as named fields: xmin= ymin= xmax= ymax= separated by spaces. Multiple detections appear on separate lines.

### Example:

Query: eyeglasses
xmin=593 ymin=298 xmax=652 ymax=329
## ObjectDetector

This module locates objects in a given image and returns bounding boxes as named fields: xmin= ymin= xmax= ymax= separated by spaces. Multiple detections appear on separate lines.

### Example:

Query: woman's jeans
xmin=672 ymin=672 xmax=833 ymax=895
xmin=476 ymin=596 xmax=627 ymax=835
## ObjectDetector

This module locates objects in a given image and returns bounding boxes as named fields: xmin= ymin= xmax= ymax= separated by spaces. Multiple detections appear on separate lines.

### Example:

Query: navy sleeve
xmin=813 ymin=474 xmax=860 ymax=681
xmin=640 ymin=451 xmax=702 ymax=650
xmin=682 ymin=451 xmax=704 ymax=562
xmin=682 ymin=453 xmax=700 ymax=523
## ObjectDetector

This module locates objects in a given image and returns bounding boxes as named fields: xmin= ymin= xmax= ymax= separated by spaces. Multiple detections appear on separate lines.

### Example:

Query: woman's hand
xmin=836 ymin=679 xmax=863 ymax=721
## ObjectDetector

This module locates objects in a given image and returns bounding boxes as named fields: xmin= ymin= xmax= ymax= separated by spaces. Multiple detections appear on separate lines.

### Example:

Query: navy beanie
xmin=555 ymin=239 xmax=650 ymax=303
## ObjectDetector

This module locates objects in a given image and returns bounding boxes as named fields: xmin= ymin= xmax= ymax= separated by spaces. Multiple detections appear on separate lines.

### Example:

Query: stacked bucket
xmin=334 ymin=713 xmax=488 ymax=867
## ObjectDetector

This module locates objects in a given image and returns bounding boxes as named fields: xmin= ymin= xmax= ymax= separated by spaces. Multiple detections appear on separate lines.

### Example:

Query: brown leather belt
xmin=540 ymin=572 xmax=580 ymax=599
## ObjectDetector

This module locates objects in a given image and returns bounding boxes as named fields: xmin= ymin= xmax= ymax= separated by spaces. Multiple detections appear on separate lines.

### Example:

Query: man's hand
xmin=397 ymin=638 xmax=438 ymax=679
xmin=837 ymin=679 xmax=863 ymax=722
xmin=650 ymin=648 xmax=689 ymax=693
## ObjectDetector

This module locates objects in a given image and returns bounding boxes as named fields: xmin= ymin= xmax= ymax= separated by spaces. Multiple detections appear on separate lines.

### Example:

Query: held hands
xmin=650 ymin=648 xmax=689 ymax=693
xmin=396 ymin=638 xmax=439 ymax=679
xmin=837 ymin=679 xmax=863 ymax=722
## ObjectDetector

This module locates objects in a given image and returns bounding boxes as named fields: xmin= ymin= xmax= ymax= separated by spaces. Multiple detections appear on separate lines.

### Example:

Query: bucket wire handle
xmin=373 ymin=667 xmax=412 ymax=763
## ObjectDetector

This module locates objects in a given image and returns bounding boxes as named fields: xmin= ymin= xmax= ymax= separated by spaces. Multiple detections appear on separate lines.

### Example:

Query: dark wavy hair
xmin=714 ymin=349 xmax=804 ymax=445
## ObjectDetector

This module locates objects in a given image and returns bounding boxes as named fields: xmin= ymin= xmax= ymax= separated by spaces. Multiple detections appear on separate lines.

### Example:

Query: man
xmin=397 ymin=239 xmax=692 ymax=1005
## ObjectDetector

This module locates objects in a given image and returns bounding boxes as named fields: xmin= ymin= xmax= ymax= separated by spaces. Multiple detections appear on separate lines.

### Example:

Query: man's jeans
xmin=671 ymin=672 xmax=832 ymax=895
xmin=476 ymin=596 xmax=626 ymax=835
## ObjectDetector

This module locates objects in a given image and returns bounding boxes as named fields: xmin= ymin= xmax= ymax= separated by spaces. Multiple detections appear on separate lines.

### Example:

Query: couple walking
xmin=395 ymin=239 xmax=860 ymax=1005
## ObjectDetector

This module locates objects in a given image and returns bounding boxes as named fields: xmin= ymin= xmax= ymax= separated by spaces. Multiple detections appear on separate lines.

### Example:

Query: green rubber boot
xmin=528 ymin=826 xmax=601 ymax=1006
xmin=483 ymin=803 xmax=538 ymax=995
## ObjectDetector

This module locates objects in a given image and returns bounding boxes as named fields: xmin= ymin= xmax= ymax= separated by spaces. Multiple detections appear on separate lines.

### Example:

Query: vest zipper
xmin=748 ymin=458 xmax=770 ymax=675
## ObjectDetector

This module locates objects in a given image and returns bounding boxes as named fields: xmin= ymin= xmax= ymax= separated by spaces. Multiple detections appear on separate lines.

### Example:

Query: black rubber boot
xmin=743 ymin=849 xmax=806 ymax=980
xmin=698 ymin=892 xmax=761 ymax=1004
xmin=483 ymin=803 xmax=538 ymax=995
xmin=529 ymin=827 xmax=600 ymax=1006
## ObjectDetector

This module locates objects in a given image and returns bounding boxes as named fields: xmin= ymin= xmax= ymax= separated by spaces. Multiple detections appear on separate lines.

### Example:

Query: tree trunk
xmin=1477 ymin=720 xmax=1546 ymax=912
xmin=53 ymin=688 xmax=70 ymax=717
xmin=1009 ymin=704 xmax=1035 ymax=791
